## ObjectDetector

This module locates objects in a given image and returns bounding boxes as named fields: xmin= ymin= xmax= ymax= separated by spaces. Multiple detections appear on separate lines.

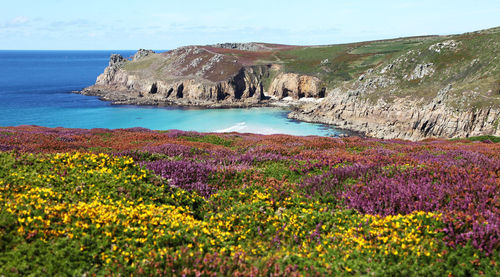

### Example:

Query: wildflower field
xmin=0 ymin=126 xmax=498 ymax=276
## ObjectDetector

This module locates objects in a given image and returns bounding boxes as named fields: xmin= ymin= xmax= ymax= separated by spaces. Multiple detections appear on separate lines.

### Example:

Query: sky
xmin=1 ymin=0 xmax=499 ymax=50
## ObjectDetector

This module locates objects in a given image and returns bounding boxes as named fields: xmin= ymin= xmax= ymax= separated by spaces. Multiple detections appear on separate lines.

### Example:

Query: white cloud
xmin=0 ymin=16 xmax=30 ymax=29
xmin=11 ymin=16 xmax=29 ymax=25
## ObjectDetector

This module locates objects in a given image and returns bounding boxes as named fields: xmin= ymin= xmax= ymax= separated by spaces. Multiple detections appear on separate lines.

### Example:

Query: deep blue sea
xmin=0 ymin=50 xmax=342 ymax=136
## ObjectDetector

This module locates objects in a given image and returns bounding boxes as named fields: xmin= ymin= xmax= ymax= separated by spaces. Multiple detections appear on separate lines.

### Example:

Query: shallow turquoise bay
xmin=0 ymin=50 xmax=342 ymax=136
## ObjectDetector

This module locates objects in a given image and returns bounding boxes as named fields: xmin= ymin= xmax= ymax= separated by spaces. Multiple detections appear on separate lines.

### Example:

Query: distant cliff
xmin=81 ymin=45 xmax=325 ymax=108
xmin=80 ymin=27 xmax=500 ymax=139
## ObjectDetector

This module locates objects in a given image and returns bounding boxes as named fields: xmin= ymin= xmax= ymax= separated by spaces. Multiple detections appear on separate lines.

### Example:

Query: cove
xmin=0 ymin=50 xmax=345 ymax=136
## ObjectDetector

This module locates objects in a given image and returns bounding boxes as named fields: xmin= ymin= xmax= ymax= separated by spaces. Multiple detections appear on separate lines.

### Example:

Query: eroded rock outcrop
xmin=210 ymin=42 xmax=271 ymax=51
xmin=96 ymin=54 xmax=126 ymax=85
xmin=407 ymin=63 xmax=435 ymax=80
xmin=82 ymin=47 xmax=322 ymax=107
xmin=429 ymin=40 xmax=459 ymax=52
xmin=269 ymin=73 xmax=325 ymax=99
xmin=132 ymin=49 xmax=155 ymax=61
xmin=289 ymin=29 xmax=500 ymax=140
xmin=85 ymin=63 xmax=266 ymax=106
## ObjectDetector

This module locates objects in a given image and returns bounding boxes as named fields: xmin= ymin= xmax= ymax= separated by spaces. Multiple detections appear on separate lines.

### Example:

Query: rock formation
xmin=82 ymin=45 xmax=324 ymax=107
xmin=132 ymin=49 xmax=155 ymax=61
xmin=210 ymin=42 xmax=271 ymax=51
xmin=268 ymin=73 xmax=325 ymax=99
xmin=289 ymin=87 xmax=500 ymax=140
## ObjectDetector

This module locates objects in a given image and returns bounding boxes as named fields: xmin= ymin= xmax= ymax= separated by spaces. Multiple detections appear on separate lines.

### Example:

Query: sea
xmin=0 ymin=50 xmax=344 ymax=136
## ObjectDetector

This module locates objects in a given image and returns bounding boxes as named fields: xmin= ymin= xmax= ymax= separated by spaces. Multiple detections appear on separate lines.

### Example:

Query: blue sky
xmin=1 ymin=0 xmax=499 ymax=50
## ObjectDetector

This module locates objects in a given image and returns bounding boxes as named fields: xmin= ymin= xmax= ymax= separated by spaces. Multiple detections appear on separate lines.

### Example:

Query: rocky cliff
xmin=268 ymin=71 xmax=325 ymax=99
xmin=80 ymin=28 xmax=500 ymax=139
xmin=81 ymin=43 xmax=325 ymax=107
xmin=290 ymin=87 xmax=500 ymax=140
xmin=289 ymin=30 xmax=500 ymax=139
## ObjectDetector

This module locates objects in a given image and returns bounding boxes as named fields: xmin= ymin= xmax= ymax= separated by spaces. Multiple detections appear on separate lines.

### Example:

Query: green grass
xmin=272 ymin=37 xmax=441 ymax=88
xmin=349 ymin=39 xmax=427 ymax=55
xmin=180 ymin=135 xmax=233 ymax=147
xmin=276 ymin=45 xmax=347 ymax=74
xmin=464 ymin=135 xmax=500 ymax=143
xmin=261 ymin=67 xmax=280 ymax=91
xmin=86 ymin=146 xmax=113 ymax=153
xmin=257 ymin=161 xmax=300 ymax=182
xmin=353 ymin=29 xmax=500 ymax=108
xmin=123 ymin=57 xmax=155 ymax=71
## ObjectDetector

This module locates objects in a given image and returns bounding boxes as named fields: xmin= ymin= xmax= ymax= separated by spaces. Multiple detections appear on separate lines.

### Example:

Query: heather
xmin=0 ymin=126 xmax=498 ymax=276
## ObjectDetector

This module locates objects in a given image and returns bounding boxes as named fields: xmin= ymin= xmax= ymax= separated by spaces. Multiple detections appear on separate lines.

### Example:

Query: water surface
xmin=0 ymin=50 xmax=342 ymax=136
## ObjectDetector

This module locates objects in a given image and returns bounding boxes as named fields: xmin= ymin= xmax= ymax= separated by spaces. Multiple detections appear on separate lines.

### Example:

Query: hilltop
xmin=80 ymin=27 xmax=500 ymax=140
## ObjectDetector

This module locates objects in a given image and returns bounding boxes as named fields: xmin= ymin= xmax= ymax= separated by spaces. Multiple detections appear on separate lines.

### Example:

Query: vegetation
xmin=115 ymin=27 xmax=499 ymax=109
xmin=0 ymin=126 xmax=498 ymax=275
xmin=273 ymin=28 xmax=499 ymax=109
xmin=179 ymin=134 xmax=234 ymax=147
xmin=459 ymin=135 xmax=500 ymax=143
xmin=123 ymin=56 xmax=155 ymax=72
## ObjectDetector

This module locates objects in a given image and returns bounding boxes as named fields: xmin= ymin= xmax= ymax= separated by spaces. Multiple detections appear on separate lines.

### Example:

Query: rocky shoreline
xmin=78 ymin=87 xmax=365 ymax=137
xmin=78 ymin=31 xmax=500 ymax=140
xmin=78 ymin=87 xmax=323 ymax=109
xmin=288 ymin=95 xmax=500 ymax=140
xmin=80 ymin=80 xmax=499 ymax=141
xmin=80 ymin=79 xmax=499 ymax=140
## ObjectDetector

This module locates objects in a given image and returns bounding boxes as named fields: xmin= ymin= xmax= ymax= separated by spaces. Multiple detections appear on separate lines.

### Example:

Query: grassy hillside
xmin=274 ymin=30 xmax=499 ymax=107
xmin=117 ymin=27 xmax=499 ymax=109
xmin=272 ymin=38 xmax=428 ymax=85
xmin=273 ymin=28 xmax=498 ymax=90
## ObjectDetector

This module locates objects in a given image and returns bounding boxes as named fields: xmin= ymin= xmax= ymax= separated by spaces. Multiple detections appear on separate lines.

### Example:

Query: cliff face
xmin=268 ymin=72 xmax=325 ymax=99
xmin=90 ymin=62 xmax=266 ymax=105
xmin=290 ymin=88 xmax=500 ymax=140
xmin=82 ymin=44 xmax=325 ymax=107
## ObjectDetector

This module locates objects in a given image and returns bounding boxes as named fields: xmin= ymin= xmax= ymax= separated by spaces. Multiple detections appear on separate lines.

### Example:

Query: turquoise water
xmin=0 ymin=50 xmax=342 ymax=136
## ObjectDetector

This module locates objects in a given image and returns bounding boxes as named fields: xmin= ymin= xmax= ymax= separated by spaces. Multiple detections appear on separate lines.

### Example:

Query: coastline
xmin=77 ymin=87 xmax=324 ymax=109
xmin=75 ymin=88 xmax=365 ymax=138
xmin=75 ymin=27 xmax=500 ymax=141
